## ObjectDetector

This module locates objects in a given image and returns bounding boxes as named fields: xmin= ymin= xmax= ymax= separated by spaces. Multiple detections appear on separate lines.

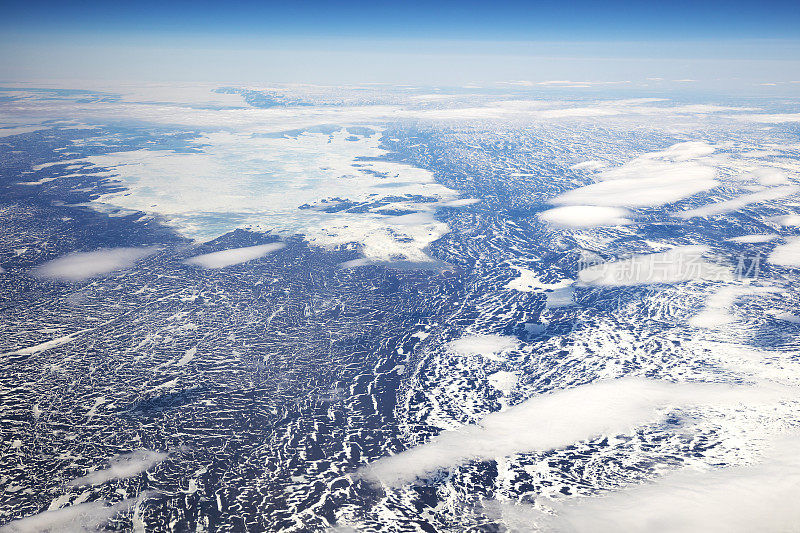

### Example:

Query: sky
xmin=1 ymin=0 xmax=799 ymax=87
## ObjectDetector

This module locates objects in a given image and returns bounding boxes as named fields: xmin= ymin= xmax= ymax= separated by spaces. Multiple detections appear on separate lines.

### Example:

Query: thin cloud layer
xmin=538 ymin=205 xmax=632 ymax=228
xmin=689 ymin=285 xmax=779 ymax=328
xmin=577 ymin=246 xmax=731 ymax=286
xmin=550 ymin=171 xmax=719 ymax=207
xmin=527 ymin=437 xmax=800 ymax=533
xmin=727 ymin=234 xmax=779 ymax=244
xmin=358 ymin=378 xmax=788 ymax=487
xmin=184 ymin=243 xmax=285 ymax=268
xmin=738 ymin=113 xmax=800 ymax=123
xmin=551 ymin=144 xmax=721 ymax=209
xmin=67 ymin=449 xmax=167 ymax=487
xmin=768 ymin=237 xmax=800 ymax=267
xmin=31 ymin=247 xmax=158 ymax=281
xmin=570 ymin=160 xmax=607 ymax=171
xmin=0 ymin=497 xmax=139 ymax=533
xmin=675 ymin=185 xmax=799 ymax=219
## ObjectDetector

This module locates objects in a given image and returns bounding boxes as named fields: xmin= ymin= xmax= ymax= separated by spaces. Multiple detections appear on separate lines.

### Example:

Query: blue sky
xmin=1 ymin=0 xmax=799 ymax=87
xmin=4 ymin=0 xmax=800 ymax=40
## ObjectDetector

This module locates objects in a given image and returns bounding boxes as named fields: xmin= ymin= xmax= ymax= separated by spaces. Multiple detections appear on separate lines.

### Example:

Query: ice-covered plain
xmin=1 ymin=82 xmax=800 ymax=532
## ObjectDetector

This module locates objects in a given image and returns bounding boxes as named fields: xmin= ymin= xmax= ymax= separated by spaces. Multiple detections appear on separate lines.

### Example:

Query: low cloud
xmin=31 ymin=247 xmax=158 ymax=281
xmin=184 ymin=243 xmax=285 ymax=268
xmin=402 ymin=100 xmax=752 ymax=122
xmin=521 ymin=436 xmax=800 ymax=533
xmin=771 ymin=214 xmax=800 ymax=226
xmin=674 ymin=185 xmax=799 ymax=219
xmin=752 ymin=167 xmax=790 ymax=186
xmin=538 ymin=206 xmax=632 ymax=228
xmin=578 ymin=246 xmax=731 ymax=286
xmin=487 ymin=371 xmax=519 ymax=394
xmin=551 ymin=145 xmax=723 ymax=209
xmin=727 ymin=234 xmax=779 ymax=244
xmin=358 ymin=378 xmax=788 ymax=487
xmin=570 ymin=160 xmax=607 ymax=171
xmin=1 ymin=331 xmax=83 ymax=358
xmin=643 ymin=141 xmax=715 ymax=161
xmin=768 ymin=237 xmax=800 ymax=267
xmin=552 ymin=158 xmax=718 ymax=208
xmin=0 ymin=497 xmax=139 ymax=533
xmin=0 ymin=125 xmax=48 ymax=137
xmin=689 ymin=285 xmax=780 ymax=328
xmin=67 ymin=449 xmax=167 ymax=487
xmin=737 ymin=113 xmax=800 ymax=123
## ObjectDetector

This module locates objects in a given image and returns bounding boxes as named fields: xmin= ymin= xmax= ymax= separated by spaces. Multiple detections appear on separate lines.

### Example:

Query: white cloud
xmin=552 ymin=176 xmax=718 ymax=207
xmin=551 ymin=144 xmax=725 ymax=209
xmin=689 ymin=285 xmax=780 ymax=328
xmin=552 ymin=156 xmax=718 ymax=208
xmin=768 ymin=237 xmax=800 ymax=267
xmin=768 ymin=310 xmax=800 ymax=323
xmin=771 ymin=214 xmax=800 ymax=226
xmin=525 ymin=436 xmax=800 ymax=533
xmin=752 ymin=167 xmax=790 ymax=185
xmin=726 ymin=234 xmax=779 ymax=244
xmin=67 ymin=450 xmax=167 ymax=487
xmin=400 ymin=99 xmax=753 ymax=122
xmin=358 ymin=378 xmax=789 ymax=487
xmin=0 ymin=125 xmax=48 ymax=137
xmin=570 ymin=160 xmax=607 ymax=171
xmin=31 ymin=247 xmax=158 ymax=281
xmin=595 ymin=156 xmax=716 ymax=182
xmin=441 ymin=198 xmax=481 ymax=207
xmin=184 ymin=243 xmax=285 ymax=268
xmin=674 ymin=185 xmax=800 ymax=219
xmin=577 ymin=246 xmax=731 ymax=286
xmin=1 ymin=332 xmax=83 ymax=358
xmin=538 ymin=206 xmax=632 ymax=228
xmin=0 ymin=497 xmax=139 ymax=533
xmin=643 ymin=141 xmax=715 ymax=161
xmin=536 ymin=107 xmax=621 ymax=119
xmin=737 ymin=113 xmax=800 ymax=123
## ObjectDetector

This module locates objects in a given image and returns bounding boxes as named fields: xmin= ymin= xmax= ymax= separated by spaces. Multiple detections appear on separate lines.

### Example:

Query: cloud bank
xmin=577 ymin=246 xmax=731 ymax=286
xmin=674 ymin=185 xmax=799 ymax=219
xmin=538 ymin=205 xmax=632 ymax=228
xmin=31 ymin=247 xmax=158 ymax=281
xmin=551 ymin=144 xmax=720 ymax=209
xmin=184 ymin=243 xmax=285 ymax=268
xmin=552 ymin=172 xmax=718 ymax=208
xmin=67 ymin=449 xmax=167 ymax=487
xmin=727 ymin=234 xmax=779 ymax=244
xmin=689 ymin=285 xmax=780 ymax=328
xmin=358 ymin=377 xmax=787 ymax=487
xmin=525 ymin=437 xmax=800 ymax=533
xmin=0 ymin=497 xmax=140 ymax=533
xmin=768 ymin=237 xmax=800 ymax=267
